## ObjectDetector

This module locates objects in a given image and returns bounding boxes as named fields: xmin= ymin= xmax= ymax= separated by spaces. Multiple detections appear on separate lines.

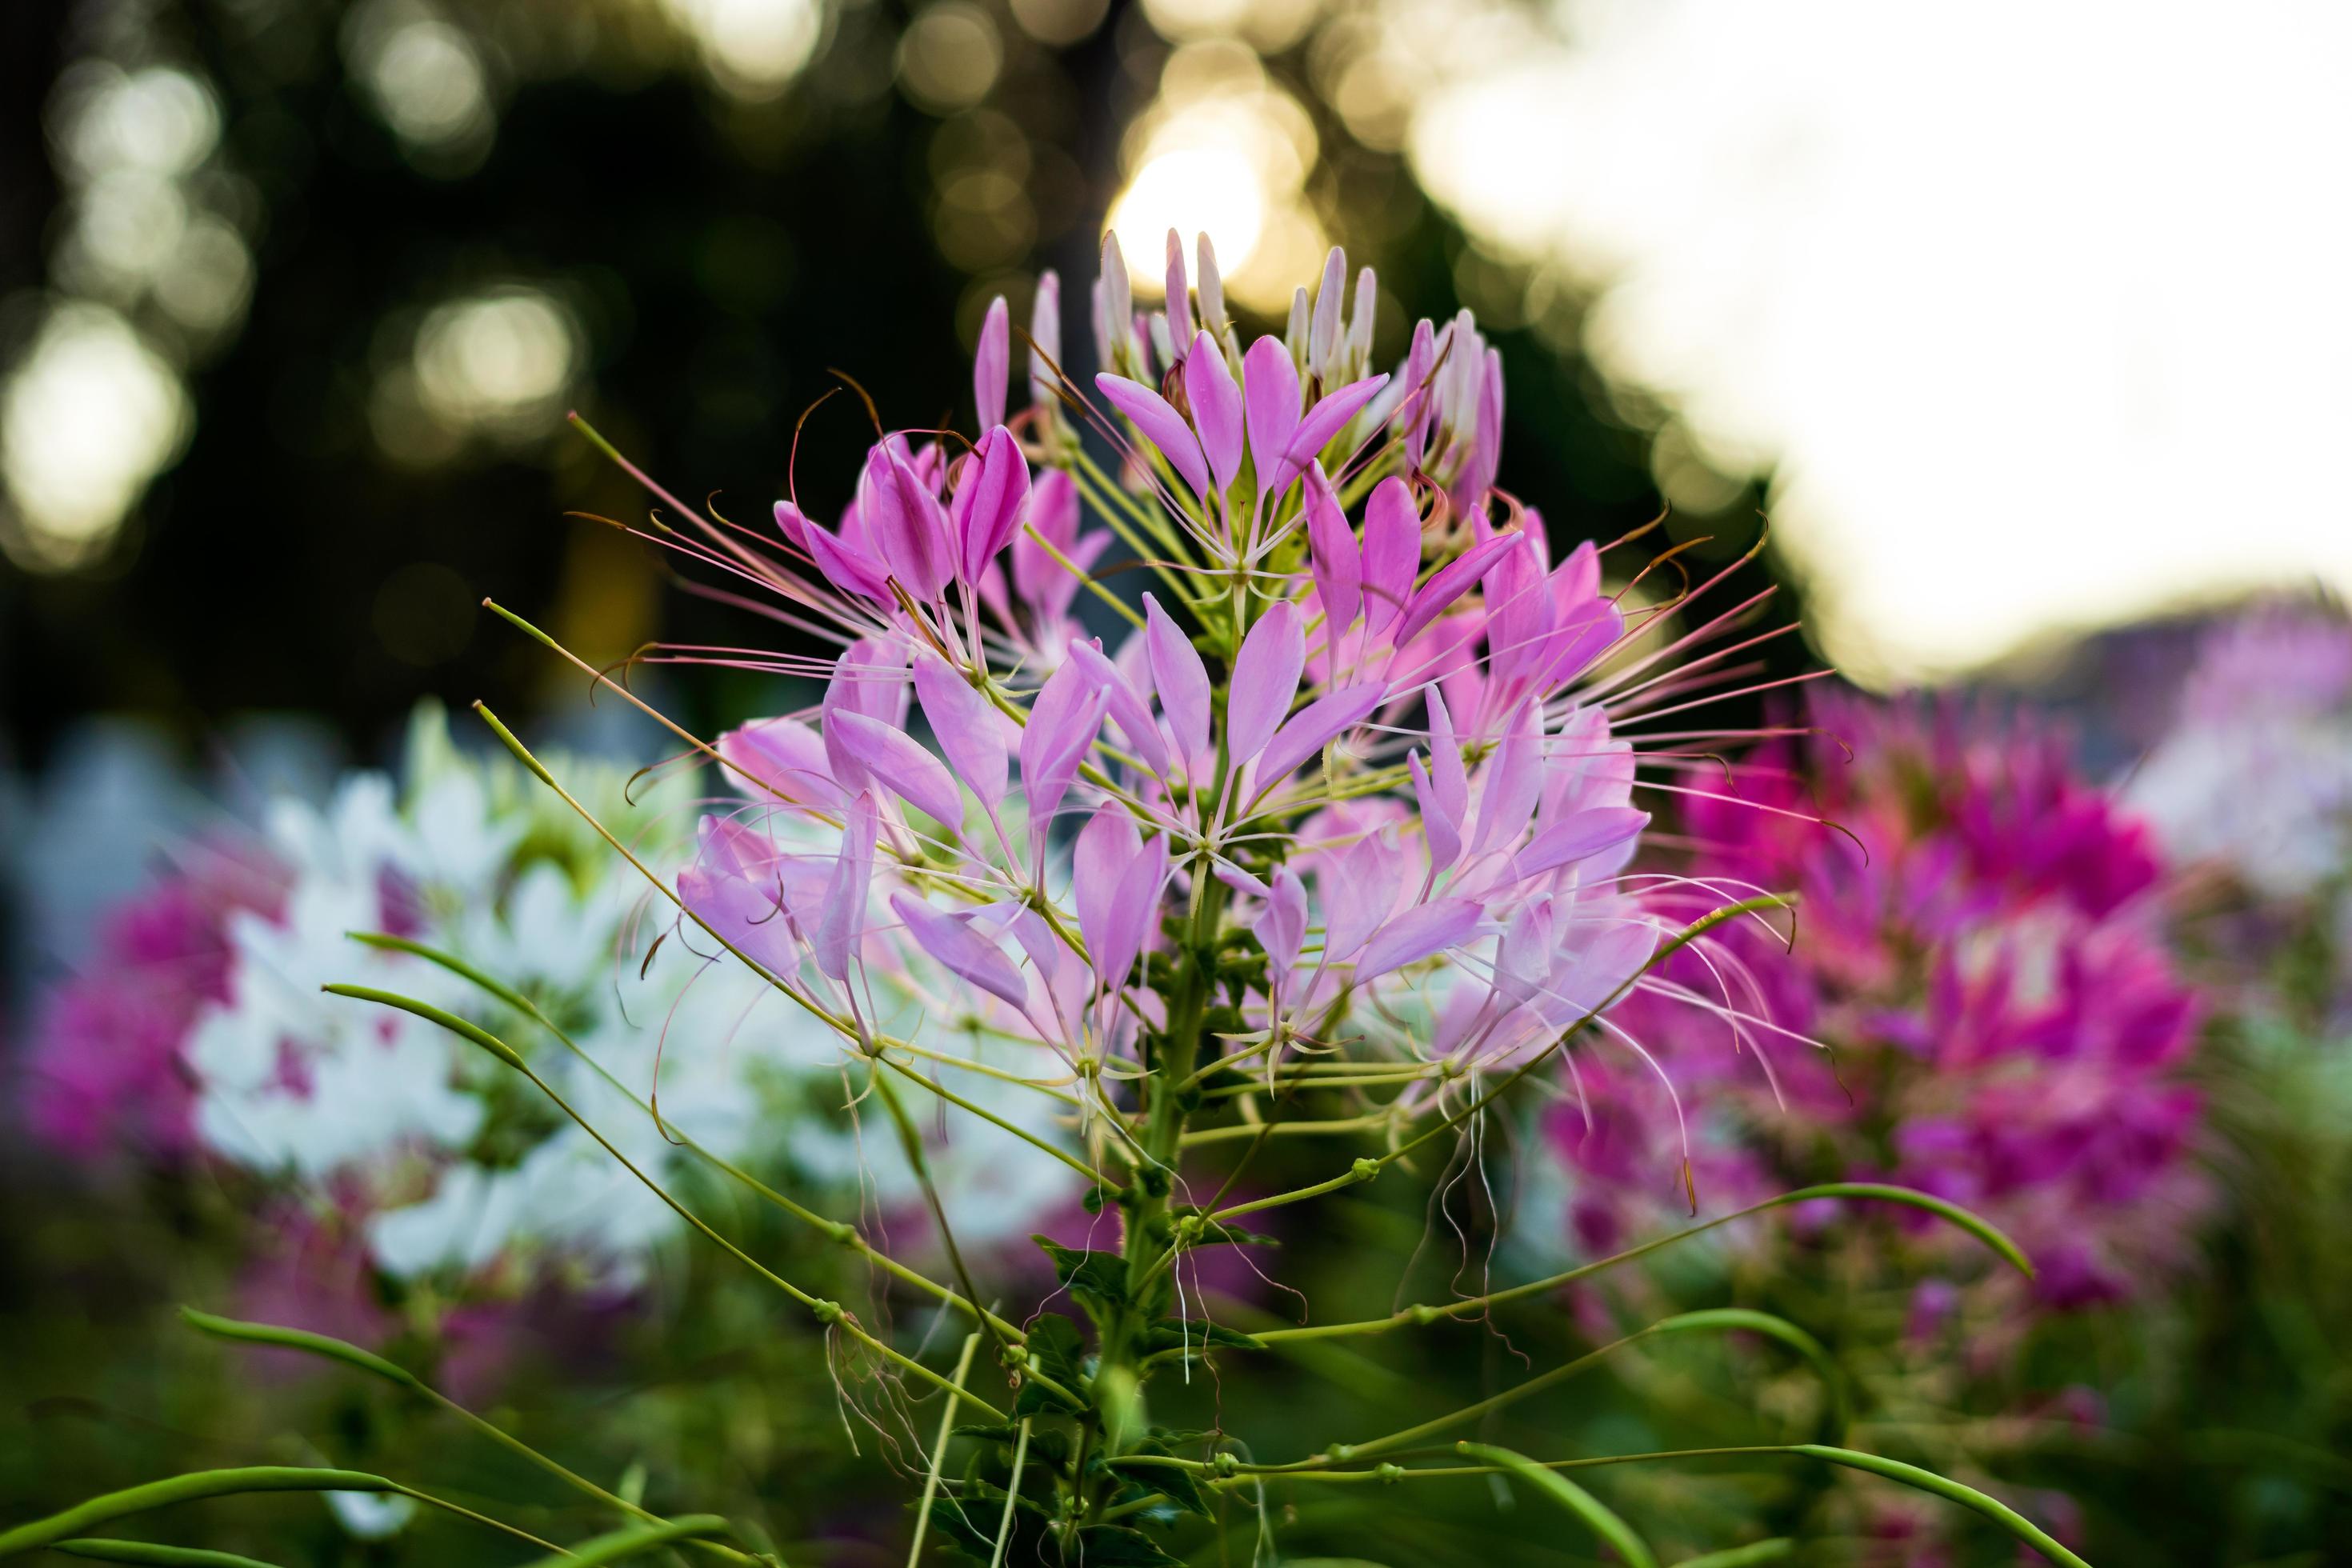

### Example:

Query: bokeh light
xmin=1107 ymin=42 xmax=1326 ymax=311
xmin=0 ymin=305 xmax=193 ymax=573
xmin=344 ymin=0 xmax=498 ymax=166
xmin=370 ymin=286 xmax=583 ymax=465
xmin=658 ymin=0 xmax=828 ymax=100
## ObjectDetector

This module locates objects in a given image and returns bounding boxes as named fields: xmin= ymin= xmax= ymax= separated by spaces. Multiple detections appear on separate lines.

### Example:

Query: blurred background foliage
xmin=4 ymin=2 xmax=2348 ymax=1565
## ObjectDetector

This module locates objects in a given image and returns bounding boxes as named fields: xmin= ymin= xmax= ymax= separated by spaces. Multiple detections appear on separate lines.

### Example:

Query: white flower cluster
xmin=185 ymin=706 xmax=1076 ymax=1293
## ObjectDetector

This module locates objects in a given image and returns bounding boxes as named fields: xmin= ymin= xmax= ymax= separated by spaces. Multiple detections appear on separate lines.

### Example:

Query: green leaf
xmin=1770 ymin=1183 xmax=2034 ymax=1278
xmin=54 ymin=1544 xmax=282 ymax=1568
xmin=1786 ymin=1446 xmax=2091 ymax=1568
xmin=922 ymin=1497 xmax=998 ymax=1562
xmin=1143 ymin=1319 xmax=1265 ymax=1355
xmin=1022 ymin=1311 xmax=1087 ymax=1386
xmin=320 ymin=984 xmax=522 ymax=1069
xmin=1031 ymin=1237 xmax=1134 ymax=1321
xmin=516 ymin=1515 xmax=729 ymax=1566
xmin=1102 ymin=1460 xmax=1211 ymax=1519
xmin=1454 ymin=1444 xmax=1660 ymax=1568
xmin=1649 ymin=1309 xmax=1848 ymax=1438
xmin=950 ymin=1426 xmax=1074 ymax=1469
xmin=954 ymin=1481 xmax=1053 ymax=1523
xmin=178 ymin=1308 xmax=422 ymax=1394
xmin=1170 ymin=1211 xmax=1279 ymax=1248
xmin=0 ymin=1469 xmax=393 ymax=1560
xmin=1068 ymin=1525 xmax=1182 ymax=1565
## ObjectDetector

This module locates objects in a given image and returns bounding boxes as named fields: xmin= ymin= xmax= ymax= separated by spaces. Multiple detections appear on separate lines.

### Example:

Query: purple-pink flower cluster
xmin=662 ymin=232 xmax=1773 ymax=1158
xmin=1561 ymin=690 xmax=2209 ymax=1309
xmin=22 ymin=842 xmax=282 ymax=1164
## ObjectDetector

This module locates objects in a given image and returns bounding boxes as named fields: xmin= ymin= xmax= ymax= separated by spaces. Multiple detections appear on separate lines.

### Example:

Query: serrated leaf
xmin=1031 ymin=1236 xmax=1130 ymax=1318
xmin=950 ymin=1426 xmax=1074 ymax=1468
xmin=1102 ymin=1460 xmax=1212 ymax=1519
xmin=1170 ymin=1212 xmax=1279 ymax=1247
xmin=1142 ymin=1320 xmax=1265 ymax=1355
xmin=958 ymin=1480 xmax=1054 ymax=1522
xmin=1022 ymin=1311 xmax=1087 ymax=1383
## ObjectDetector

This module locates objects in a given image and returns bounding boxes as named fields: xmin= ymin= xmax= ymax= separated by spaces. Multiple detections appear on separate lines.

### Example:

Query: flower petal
xmin=829 ymin=710 xmax=965 ymax=830
xmin=912 ymin=650 xmax=1010 ymax=812
xmin=1185 ymin=329 xmax=1245 ymax=493
xmin=1257 ymin=681 xmax=1385 ymax=790
xmin=1143 ymin=592 xmax=1212 ymax=770
xmin=1226 ymin=600 xmax=1305 ymax=765
xmin=1096 ymin=373 xmax=1210 ymax=500
xmin=974 ymin=294 xmax=1009 ymax=433
xmin=890 ymin=890 xmax=1028 ymax=1010
xmin=1242 ymin=335 xmax=1301 ymax=502
xmin=1356 ymin=898 xmax=1483 ymax=983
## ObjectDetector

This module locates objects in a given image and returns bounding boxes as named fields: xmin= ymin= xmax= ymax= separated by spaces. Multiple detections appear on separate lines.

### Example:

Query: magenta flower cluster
xmin=23 ymin=842 xmax=281 ymax=1163
xmin=1562 ymin=690 xmax=2209 ymax=1308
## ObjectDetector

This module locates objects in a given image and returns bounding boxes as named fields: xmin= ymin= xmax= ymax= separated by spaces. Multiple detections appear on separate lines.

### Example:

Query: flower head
xmin=1562 ymin=690 xmax=2208 ymax=1307
xmin=661 ymin=231 xmax=1791 ymax=1211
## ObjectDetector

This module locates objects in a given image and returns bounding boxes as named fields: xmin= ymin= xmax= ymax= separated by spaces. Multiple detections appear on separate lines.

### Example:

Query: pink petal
xmin=1359 ymin=477 xmax=1420 ymax=635
xmin=1542 ymin=919 xmax=1659 ymax=1024
xmin=1259 ymin=866 xmax=1308 ymax=982
xmin=1281 ymin=373 xmax=1390 ymax=478
xmin=1494 ymin=896 xmax=1557 ymax=1010
xmin=680 ymin=861 xmax=799 ymax=982
xmin=719 ymin=717 xmax=844 ymax=811
xmin=1355 ymin=898 xmax=1482 ymax=983
xmin=1067 ymin=637 xmax=1173 ymax=780
xmin=912 ymin=651 xmax=1010 ymax=812
xmin=821 ymin=638 xmax=909 ymax=791
xmin=1226 ymin=600 xmax=1304 ymax=765
xmin=1395 ymin=317 xmax=1438 ymax=463
xmin=1393 ymin=530 xmax=1526 ymax=652
xmin=1242 ymin=335 xmax=1301 ymax=502
xmin=1142 ymin=593 xmax=1211 ymax=770
xmin=974 ymin=294 xmax=1009 ymax=433
xmin=1102 ymin=831 xmax=1169 ymax=986
xmin=814 ymin=793 xmax=879 ymax=982
xmin=802 ymin=517 xmax=892 ymax=605
xmin=1409 ymin=752 xmax=1461 ymax=878
xmin=1324 ymin=832 xmax=1404 ymax=962
xmin=1095 ymin=373 xmax=1210 ymax=500
xmin=1020 ymin=659 xmax=1106 ymax=834
xmin=952 ymin=425 xmax=1031 ymax=583
xmin=1425 ymin=686 xmax=1470 ymax=822
xmin=890 ymin=890 xmax=1028 ymax=1010
xmin=1164 ymin=228 xmax=1193 ymax=346
xmin=829 ymin=710 xmax=965 ymax=830
xmin=1184 ymin=329 xmax=1245 ymax=493
xmin=1469 ymin=703 xmax=1543 ymax=860
xmin=1028 ymin=269 xmax=1062 ymax=413
xmin=1257 ymin=681 xmax=1385 ymax=789
xmin=862 ymin=443 xmax=954 ymax=600
xmin=772 ymin=499 xmax=811 ymax=550
xmin=1302 ymin=466 xmax=1362 ymax=634
xmin=1010 ymin=470 xmax=1081 ymax=607
xmin=1512 ymin=808 xmax=1649 ymax=881
xmin=1195 ymin=234 xmax=1226 ymax=335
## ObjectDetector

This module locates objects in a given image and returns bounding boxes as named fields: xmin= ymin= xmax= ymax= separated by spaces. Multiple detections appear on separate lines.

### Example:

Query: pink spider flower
xmin=1565 ymin=690 xmax=2210 ymax=1308
xmin=646 ymin=230 xmax=1802 ymax=1190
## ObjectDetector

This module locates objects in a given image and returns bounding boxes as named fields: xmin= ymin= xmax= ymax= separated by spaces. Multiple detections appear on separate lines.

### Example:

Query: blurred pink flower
xmin=23 ymin=842 xmax=282 ymax=1163
xmin=1558 ymin=691 xmax=2210 ymax=1308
